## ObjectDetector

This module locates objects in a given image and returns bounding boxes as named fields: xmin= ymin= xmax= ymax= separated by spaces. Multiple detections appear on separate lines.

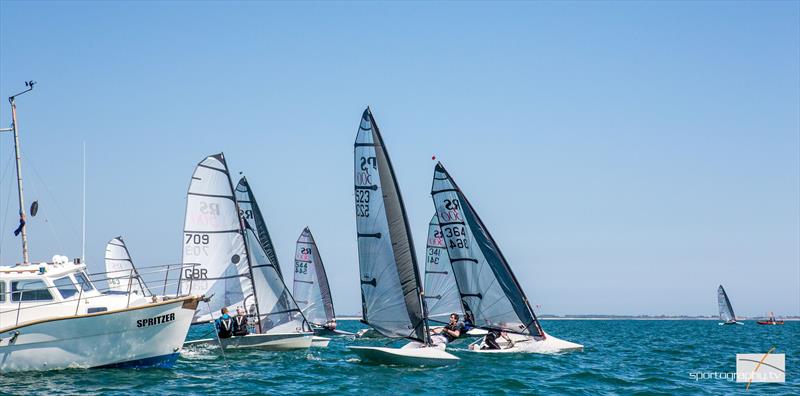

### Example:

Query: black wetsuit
xmin=217 ymin=316 xmax=234 ymax=339
xmin=443 ymin=323 xmax=463 ymax=342
xmin=233 ymin=316 xmax=249 ymax=336
xmin=482 ymin=330 xmax=502 ymax=350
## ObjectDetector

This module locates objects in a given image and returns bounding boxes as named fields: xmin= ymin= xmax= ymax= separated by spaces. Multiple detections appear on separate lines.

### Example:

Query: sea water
xmin=2 ymin=320 xmax=797 ymax=395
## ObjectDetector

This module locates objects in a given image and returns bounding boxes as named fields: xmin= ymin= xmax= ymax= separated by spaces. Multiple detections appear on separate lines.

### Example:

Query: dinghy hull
xmin=467 ymin=332 xmax=584 ymax=354
xmin=311 ymin=336 xmax=331 ymax=348
xmin=183 ymin=332 xmax=313 ymax=351
xmin=349 ymin=345 xmax=459 ymax=366
xmin=0 ymin=296 xmax=200 ymax=373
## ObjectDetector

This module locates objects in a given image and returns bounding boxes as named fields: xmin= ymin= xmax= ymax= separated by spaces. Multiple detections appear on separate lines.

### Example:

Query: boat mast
xmin=4 ymin=81 xmax=35 ymax=265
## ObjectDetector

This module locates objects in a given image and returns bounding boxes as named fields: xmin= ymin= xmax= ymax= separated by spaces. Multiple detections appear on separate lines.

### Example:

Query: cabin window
xmin=54 ymin=276 xmax=79 ymax=299
xmin=11 ymin=280 xmax=54 ymax=302
xmin=0 ymin=281 xmax=5 ymax=302
xmin=75 ymin=272 xmax=95 ymax=291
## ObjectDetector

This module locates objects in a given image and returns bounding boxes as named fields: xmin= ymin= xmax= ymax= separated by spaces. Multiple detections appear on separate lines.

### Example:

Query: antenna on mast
xmin=3 ymin=80 xmax=36 ymax=265
xmin=82 ymin=141 xmax=86 ymax=263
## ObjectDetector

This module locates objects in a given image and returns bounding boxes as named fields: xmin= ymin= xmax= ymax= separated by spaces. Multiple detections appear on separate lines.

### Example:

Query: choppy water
xmin=2 ymin=320 xmax=797 ymax=395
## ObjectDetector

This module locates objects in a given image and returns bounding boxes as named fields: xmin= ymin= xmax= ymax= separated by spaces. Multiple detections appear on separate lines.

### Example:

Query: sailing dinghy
xmin=293 ymin=227 xmax=352 ymax=342
xmin=234 ymin=177 xmax=329 ymax=347
xmin=104 ymin=237 xmax=150 ymax=296
xmin=349 ymin=108 xmax=459 ymax=366
xmin=717 ymin=285 xmax=743 ymax=325
xmin=180 ymin=155 xmax=313 ymax=350
xmin=431 ymin=162 xmax=583 ymax=353
xmin=424 ymin=215 xmax=486 ymax=338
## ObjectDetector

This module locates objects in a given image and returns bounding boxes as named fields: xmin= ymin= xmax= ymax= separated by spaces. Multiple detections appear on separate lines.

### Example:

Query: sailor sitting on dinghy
xmin=233 ymin=307 xmax=249 ymax=336
xmin=215 ymin=308 xmax=234 ymax=339
xmin=471 ymin=330 xmax=514 ymax=350
xmin=430 ymin=313 xmax=463 ymax=345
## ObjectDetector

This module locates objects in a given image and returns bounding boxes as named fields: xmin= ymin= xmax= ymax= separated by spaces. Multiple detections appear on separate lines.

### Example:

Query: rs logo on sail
xmin=137 ymin=313 xmax=175 ymax=328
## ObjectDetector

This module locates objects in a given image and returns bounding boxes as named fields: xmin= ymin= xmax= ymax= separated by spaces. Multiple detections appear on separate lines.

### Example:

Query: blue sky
xmin=1 ymin=1 xmax=797 ymax=316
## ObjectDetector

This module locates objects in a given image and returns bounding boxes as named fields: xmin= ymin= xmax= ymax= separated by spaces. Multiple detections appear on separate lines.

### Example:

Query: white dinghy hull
xmin=311 ymin=336 xmax=331 ymax=348
xmin=0 ymin=296 xmax=200 ymax=373
xmin=468 ymin=331 xmax=583 ymax=354
xmin=349 ymin=343 xmax=459 ymax=366
xmin=184 ymin=332 xmax=313 ymax=351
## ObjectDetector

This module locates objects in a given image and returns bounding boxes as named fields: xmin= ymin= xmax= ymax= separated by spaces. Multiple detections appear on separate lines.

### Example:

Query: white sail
xmin=293 ymin=227 xmax=335 ymax=327
xmin=180 ymin=154 xmax=252 ymax=323
xmin=244 ymin=226 xmax=307 ymax=333
xmin=717 ymin=285 xmax=736 ymax=323
xmin=354 ymin=108 xmax=428 ymax=342
xmin=423 ymin=215 xmax=463 ymax=325
xmin=104 ymin=237 xmax=149 ymax=296
xmin=431 ymin=163 xmax=544 ymax=336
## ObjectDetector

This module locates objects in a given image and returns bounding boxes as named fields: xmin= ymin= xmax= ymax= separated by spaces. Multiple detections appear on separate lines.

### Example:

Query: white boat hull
xmin=467 ymin=331 xmax=584 ymax=354
xmin=0 ymin=296 xmax=200 ymax=373
xmin=349 ymin=343 xmax=459 ymax=366
xmin=183 ymin=332 xmax=313 ymax=351
xmin=311 ymin=336 xmax=330 ymax=348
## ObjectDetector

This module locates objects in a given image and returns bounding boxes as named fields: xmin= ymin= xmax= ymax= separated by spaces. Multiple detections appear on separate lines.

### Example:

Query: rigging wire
xmin=0 ymin=153 xmax=17 ymax=260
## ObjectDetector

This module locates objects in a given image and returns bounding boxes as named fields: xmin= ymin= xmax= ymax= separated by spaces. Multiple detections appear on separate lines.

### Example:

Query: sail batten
xmin=431 ymin=163 xmax=543 ymax=336
xmin=292 ymin=227 xmax=336 ymax=327
xmin=354 ymin=108 xmax=428 ymax=342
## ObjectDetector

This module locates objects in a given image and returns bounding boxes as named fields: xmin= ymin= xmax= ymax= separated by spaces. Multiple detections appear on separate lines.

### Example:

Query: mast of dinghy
xmin=367 ymin=108 xmax=432 ymax=346
xmin=5 ymin=81 xmax=35 ymax=265
xmin=228 ymin=167 xmax=264 ymax=333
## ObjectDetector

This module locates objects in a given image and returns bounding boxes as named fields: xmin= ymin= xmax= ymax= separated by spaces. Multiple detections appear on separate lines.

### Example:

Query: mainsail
xmin=424 ymin=214 xmax=464 ymax=325
xmin=717 ymin=285 xmax=736 ymax=322
xmin=244 ymin=224 xmax=307 ymax=333
xmin=180 ymin=154 xmax=252 ymax=323
xmin=354 ymin=107 xmax=428 ymax=342
xmin=234 ymin=176 xmax=283 ymax=279
xmin=104 ymin=237 xmax=150 ymax=296
xmin=293 ymin=227 xmax=336 ymax=326
xmin=430 ymin=162 xmax=543 ymax=337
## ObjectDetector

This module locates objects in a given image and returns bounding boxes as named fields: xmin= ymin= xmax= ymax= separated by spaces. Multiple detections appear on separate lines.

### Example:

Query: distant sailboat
xmin=431 ymin=162 xmax=583 ymax=353
xmin=180 ymin=154 xmax=313 ymax=350
xmin=423 ymin=214 xmax=465 ymax=325
xmin=717 ymin=285 xmax=743 ymax=325
xmin=293 ymin=227 xmax=349 ymax=341
xmin=104 ymin=237 xmax=150 ymax=296
xmin=757 ymin=312 xmax=784 ymax=325
xmin=349 ymin=108 xmax=458 ymax=365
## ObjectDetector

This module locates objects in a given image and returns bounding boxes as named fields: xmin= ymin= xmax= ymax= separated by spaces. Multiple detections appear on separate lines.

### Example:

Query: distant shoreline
xmin=335 ymin=316 xmax=799 ymax=321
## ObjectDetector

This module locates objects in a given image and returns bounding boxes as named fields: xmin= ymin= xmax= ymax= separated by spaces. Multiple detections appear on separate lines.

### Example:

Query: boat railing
xmin=1 ymin=263 xmax=200 ymax=327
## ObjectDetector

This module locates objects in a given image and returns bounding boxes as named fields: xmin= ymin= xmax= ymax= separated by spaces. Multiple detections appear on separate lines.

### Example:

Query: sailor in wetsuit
xmin=475 ymin=330 xmax=514 ymax=350
xmin=215 ymin=307 xmax=234 ymax=339
xmin=430 ymin=313 xmax=463 ymax=345
xmin=323 ymin=318 xmax=337 ymax=331
xmin=233 ymin=307 xmax=249 ymax=337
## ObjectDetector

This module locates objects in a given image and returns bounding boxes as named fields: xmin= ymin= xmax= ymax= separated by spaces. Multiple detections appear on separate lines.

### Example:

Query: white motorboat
xmin=0 ymin=83 xmax=201 ymax=372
